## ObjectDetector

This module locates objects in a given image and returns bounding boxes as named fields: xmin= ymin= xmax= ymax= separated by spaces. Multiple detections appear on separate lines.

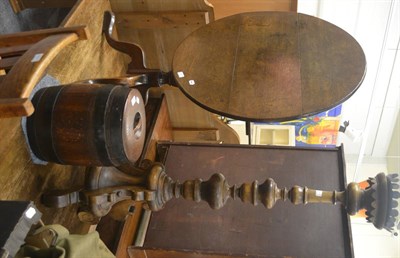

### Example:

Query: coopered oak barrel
xmin=27 ymin=84 xmax=145 ymax=167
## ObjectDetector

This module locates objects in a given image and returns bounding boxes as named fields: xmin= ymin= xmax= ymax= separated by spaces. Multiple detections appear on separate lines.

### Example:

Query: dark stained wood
xmin=27 ymin=85 xmax=145 ymax=167
xmin=172 ymin=12 xmax=366 ymax=121
xmin=102 ymin=11 xmax=148 ymax=72
xmin=144 ymin=144 xmax=353 ymax=258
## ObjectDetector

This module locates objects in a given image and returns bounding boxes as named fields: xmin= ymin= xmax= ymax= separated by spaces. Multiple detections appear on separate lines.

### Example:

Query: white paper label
xmin=177 ymin=71 xmax=185 ymax=78
xmin=316 ymin=190 xmax=323 ymax=197
xmin=189 ymin=80 xmax=195 ymax=86
xmin=25 ymin=207 xmax=37 ymax=219
xmin=31 ymin=53 xmax=44 ymax=63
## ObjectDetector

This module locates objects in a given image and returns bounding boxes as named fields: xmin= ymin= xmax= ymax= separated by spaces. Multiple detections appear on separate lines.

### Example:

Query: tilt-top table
xmin=172 ymin=12 xmax=366 ymax=122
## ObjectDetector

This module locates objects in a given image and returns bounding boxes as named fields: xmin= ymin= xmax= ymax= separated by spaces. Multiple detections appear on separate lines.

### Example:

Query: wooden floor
xmin=0 ymin=0 xmax=127 ymax=233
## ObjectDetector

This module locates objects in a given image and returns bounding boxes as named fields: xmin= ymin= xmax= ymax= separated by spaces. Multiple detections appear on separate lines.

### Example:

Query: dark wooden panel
xmin=129 ymin=247 xmax=240 ymax=258
xmin=145 ymin=144 xmax=352 ymax=258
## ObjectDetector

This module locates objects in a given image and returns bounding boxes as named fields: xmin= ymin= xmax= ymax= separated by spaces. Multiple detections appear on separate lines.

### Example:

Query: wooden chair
xmin=0 ymin=26 xmax=88 ymax=118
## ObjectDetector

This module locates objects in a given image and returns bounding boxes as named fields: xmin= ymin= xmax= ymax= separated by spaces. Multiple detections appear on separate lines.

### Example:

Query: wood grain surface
xmin=173 ymin=12 xmax=366 ymax=122
xmin=208 ymin=0 xmax=297 ymax=19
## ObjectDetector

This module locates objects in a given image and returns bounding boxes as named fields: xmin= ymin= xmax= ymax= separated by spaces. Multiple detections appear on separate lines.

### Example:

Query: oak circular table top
xmin=172 ymin=12 xmax=366 ymax=122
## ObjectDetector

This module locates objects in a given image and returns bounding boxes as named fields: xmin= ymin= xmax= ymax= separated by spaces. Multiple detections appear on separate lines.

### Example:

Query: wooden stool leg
xmin=0 ymin=98 xmax=34 ymax=117
xmin=101 ymin=11 xmax=175 ymax=86
xmin=102 ymin=11 xmax=146 ymax=70
xmin=0 ymin=58 xmax=6 ymax=76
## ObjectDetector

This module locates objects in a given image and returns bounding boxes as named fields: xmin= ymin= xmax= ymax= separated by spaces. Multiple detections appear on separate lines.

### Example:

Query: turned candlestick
xmin=145 ymin=164 xmax=399 ymax=232
xmin=42 ymin=162 xmax=399 ymax=232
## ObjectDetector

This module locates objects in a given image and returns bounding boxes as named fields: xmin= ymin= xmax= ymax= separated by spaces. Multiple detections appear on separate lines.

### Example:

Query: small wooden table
xmin=173 ymin=12 xmax=366 ymax=122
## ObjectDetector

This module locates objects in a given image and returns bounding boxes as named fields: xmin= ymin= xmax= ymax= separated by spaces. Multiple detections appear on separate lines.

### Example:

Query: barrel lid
xmin=121 ymin=88 xmax=146 ymax=163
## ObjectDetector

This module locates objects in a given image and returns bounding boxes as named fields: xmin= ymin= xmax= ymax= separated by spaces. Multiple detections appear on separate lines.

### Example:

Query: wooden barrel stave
xmin=27 ymin=83 xmax=145 ymax=167
xmin=27 ymin=86 xmax=64 ymax=163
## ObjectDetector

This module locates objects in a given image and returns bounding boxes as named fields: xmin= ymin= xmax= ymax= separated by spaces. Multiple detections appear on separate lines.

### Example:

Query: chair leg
xmin=8 ymin=0 xmax=23 ymax=13
xmin=101 ymin=11 xmax=176 ymax=86
xmin=0 ymin=56 xmax=19 ymax=70
xmin=102 ymin=11 xmax=147 ymax=71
